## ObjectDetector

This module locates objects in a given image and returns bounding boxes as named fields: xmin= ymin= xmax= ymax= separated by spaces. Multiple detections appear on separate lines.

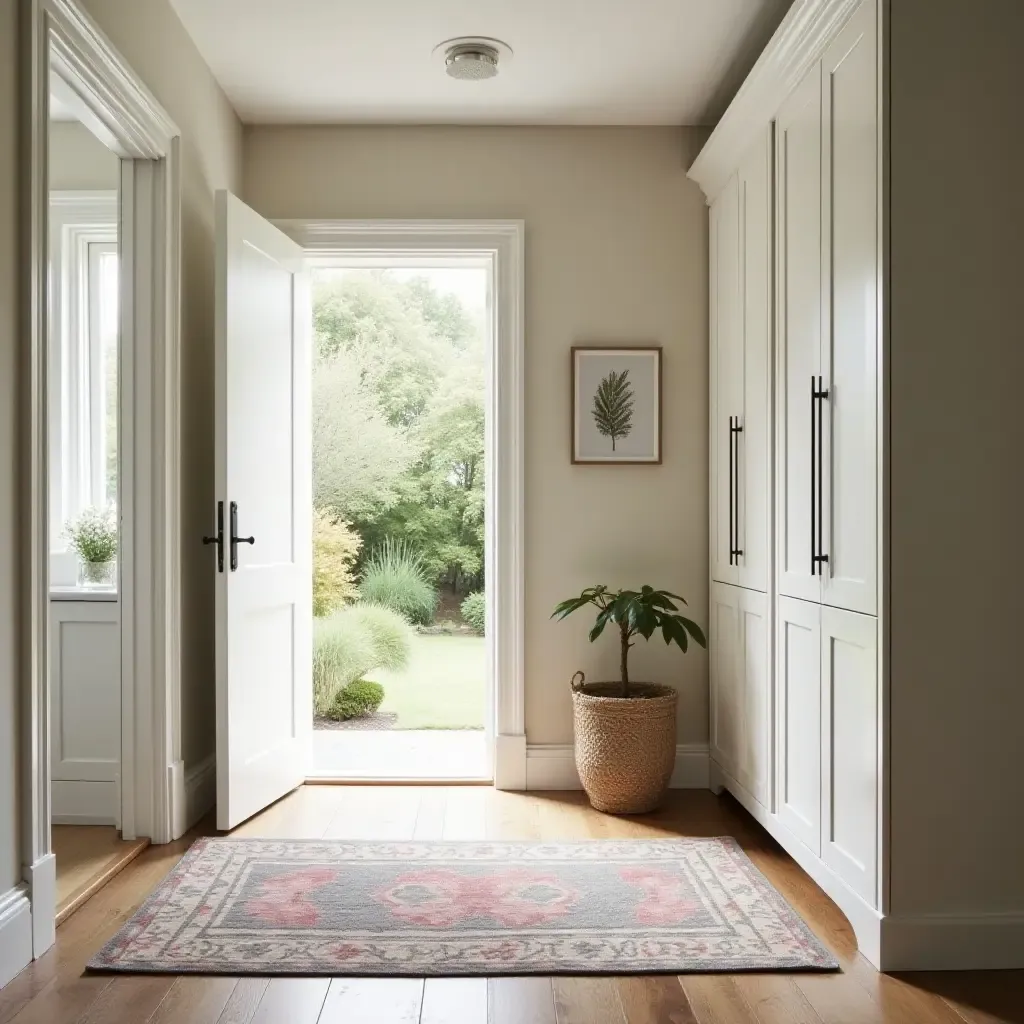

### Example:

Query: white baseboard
xmin=51 ymin=780 xmax=118 ymax=826
xmin=28 ymin=853 xmax=56 ymax=957
xmin=494 ymin=733 xmax=527 ymax=791
xmin=525 ymin=743 xmax=710 ymax=791
xmin=183 ymin=755 xmax=216 ymax=835
xmin=0 ymin=886 xmax=32 ymax=989
xmin=880 ymin=912 xmax=1024 ymax=971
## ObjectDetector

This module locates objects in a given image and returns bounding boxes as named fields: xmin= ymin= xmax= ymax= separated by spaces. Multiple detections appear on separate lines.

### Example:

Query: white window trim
xmin=278 ymin=219 xmax=526 ymax=789
xmin=48 ymin=190 xmax=117 ymax=585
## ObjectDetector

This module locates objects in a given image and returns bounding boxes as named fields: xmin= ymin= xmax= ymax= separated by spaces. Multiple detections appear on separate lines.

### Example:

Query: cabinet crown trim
xmin=687 ymin=0 xmax=863 ymax=201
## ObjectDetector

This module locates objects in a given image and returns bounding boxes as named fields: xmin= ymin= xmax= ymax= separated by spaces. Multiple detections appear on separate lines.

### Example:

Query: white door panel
xmin=737 ymin=588 xmax=772 ymax=809
xmin=215 ymin=190 xmax=311 ymax=831
xmin=821 ymin=605 xmax=878 ymax=905
xmin=709 ymin=583 xmax=741 ymax=777
xmin=820 ymin=0 xmax=878 ymax=616
xmin=776 ymin=595 xmax=821 ymax=854
xmin=710 ymin=178 xmax=742 ymax=586
xmin=737 ymin=129 xmax=773 ymax=594
xmin=775 ymin=64 xmax=823 ymax=605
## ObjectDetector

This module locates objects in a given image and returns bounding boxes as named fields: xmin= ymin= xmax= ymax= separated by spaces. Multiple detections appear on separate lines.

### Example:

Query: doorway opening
xmin=308 ymin=261 xmax=491 ymax=781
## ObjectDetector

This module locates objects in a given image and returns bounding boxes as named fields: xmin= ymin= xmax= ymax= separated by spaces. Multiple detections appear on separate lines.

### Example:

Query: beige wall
xmin=80 ymin=0 xmax=244 ymax=767
xmin=48 ymin=120 xmax=119 ymax=190
xmin=889 ymin=0 xmax=1024 ymax=915
xmin=0 ymin=0 xmax=22 ymax=900
xmin=244 ymin=126 xmax=710 ymax=745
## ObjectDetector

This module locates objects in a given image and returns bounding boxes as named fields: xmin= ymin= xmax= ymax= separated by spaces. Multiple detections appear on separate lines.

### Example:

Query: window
xmin=48 ymin=191 xmax=119 ymax=586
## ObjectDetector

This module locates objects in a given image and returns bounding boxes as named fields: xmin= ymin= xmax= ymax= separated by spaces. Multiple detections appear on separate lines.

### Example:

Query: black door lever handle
xmin=203 ymin=500 xmax=224 ymax=573
xmin=229 ymin=501 xmax=255 ymax=571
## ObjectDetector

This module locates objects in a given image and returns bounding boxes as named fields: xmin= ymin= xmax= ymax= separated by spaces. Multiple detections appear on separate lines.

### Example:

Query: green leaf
xmin=592 ymin=370 xmax=636 ymax=452
xmin=660 ymin=591 xmax=689 ymax=606
xmin=678 ymin=615 xmax=707 ymax=648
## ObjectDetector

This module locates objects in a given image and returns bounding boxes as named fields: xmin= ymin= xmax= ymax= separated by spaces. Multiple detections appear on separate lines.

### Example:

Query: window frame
xmin=48 ymin=189 xmax=117 ymax=584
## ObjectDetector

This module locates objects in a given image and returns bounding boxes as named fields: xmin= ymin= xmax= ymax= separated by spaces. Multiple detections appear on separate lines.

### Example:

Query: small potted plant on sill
xmin=552 ymin=585 xmax=706 ymax=814
xmin=66 ymin=506 xmax=118 ymax=589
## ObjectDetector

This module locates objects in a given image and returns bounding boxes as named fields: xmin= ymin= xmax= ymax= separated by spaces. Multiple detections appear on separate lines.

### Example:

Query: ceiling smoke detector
xmin=434 ymin=37 xmax=512 ymax=82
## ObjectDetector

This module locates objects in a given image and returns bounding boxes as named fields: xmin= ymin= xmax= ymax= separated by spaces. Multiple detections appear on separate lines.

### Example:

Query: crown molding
xmin=687 ymin=0 xmax=863 ymax=202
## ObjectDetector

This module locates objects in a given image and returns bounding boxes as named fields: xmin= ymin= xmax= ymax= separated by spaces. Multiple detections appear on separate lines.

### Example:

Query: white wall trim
xmin=525 ymin=744 xmax=710 ymax=792
xmin=879 ymin=912 xmax=1024 ymax=972
xmin=274 ymin=219 xmax=526 ymax=791
xmin=21 ymin=0 xmax=183 ymax=966
xmin=26 ymin=854 xmax=55 ymax=958
xmin=184 ymin=755 xmax=216 ymax=834
xmin=0 ymin=887 xmax=33 ymax=989
xmin=687 ymin=0 xmax=862 ymax=201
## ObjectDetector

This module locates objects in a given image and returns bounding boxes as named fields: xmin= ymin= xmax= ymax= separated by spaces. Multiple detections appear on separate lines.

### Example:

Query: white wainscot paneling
xmin=50 ymin=599 xmax=121 ymax=825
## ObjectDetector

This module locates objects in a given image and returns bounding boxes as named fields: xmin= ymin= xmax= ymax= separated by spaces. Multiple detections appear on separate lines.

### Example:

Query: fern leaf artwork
xmin=592 ymin=369 xmax=635 ymax=451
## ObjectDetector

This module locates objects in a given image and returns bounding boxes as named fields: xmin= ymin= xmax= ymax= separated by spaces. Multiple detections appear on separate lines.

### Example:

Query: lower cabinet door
xmin=710 ymin=583 xmax=772 ymax=810
xmin=820 ymin=606 xmax=878 ymax=905
xmin=710 ymin=583 xmax=742 ymax=781
xmin=776 ymin=595 xmax=821 ymax=855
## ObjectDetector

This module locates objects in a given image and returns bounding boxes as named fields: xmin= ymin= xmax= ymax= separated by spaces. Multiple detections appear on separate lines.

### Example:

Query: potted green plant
xmin=66 ymin=507 xmax=118 ymax=589
xmin=552 ymin=585 xmax=706 ymax=813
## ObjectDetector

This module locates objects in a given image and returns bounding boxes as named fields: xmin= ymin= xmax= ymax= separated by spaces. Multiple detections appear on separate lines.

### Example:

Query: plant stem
xmin=620 ymin=622 xmax=631 ymax=698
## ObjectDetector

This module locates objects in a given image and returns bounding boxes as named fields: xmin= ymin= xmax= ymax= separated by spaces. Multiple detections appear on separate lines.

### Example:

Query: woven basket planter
xmin=570 ymin=674 xmax=678 ymax=814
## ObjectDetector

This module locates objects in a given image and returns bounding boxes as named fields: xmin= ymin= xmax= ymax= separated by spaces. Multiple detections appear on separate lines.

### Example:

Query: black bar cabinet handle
xmin=810 ymin=377 xmax=817 ymax=576
xmin=202 ymin=500 xmax=224 ymax=573
xmin=731 ymin=417 xmax=744 ymax=562
xmin=816 ymin=376 xmax=829 ymax=570
xmin=728 ymin=416 xmax=735 ymax=565
xmin=229 ymin=500 xmax=255 ymax=572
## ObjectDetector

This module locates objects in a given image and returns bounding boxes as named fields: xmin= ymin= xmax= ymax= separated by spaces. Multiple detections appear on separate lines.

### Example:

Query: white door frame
xmin=276 ymin=219 xmax=526 ymax=789
xmin=19 ymin=0 xmax=182 ymax=962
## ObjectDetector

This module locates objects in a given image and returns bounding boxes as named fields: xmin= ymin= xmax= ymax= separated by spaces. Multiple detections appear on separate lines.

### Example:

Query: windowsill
xmin=50 ymin=586 xmax=118 ymax=603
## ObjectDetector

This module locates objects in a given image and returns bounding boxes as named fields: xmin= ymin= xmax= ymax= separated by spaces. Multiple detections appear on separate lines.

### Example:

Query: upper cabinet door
xmin=775 ymin=62 xmax=823 ymax=606
xmin=710 ymin=176 xmax=742 ymax=587
xmin=820 ymin=0 xmax=878 ymax=617
xmin=736 ymin=128 xmax=773 ymax=593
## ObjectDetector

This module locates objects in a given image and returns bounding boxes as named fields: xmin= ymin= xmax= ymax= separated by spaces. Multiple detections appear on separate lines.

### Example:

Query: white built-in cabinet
xmin=710 ymin=130 xmax=772 ymax=594
xmin=50 ymin=597 xmax=121 ymax=825
xmin=699 ymin=0 xmax=883 ymax=964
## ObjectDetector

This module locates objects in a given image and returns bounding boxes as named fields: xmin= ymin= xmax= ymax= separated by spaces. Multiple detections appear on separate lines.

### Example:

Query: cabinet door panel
xmin=737 ymin=588 xmax=772 ymax=809
xmin=775 ymin=65 xmax=823 ymax=604
xmin=710 ymin=178 xmax=742 ymax=586
xmin=709 ymin=583 xmax=741 ymax=777
xmin=776 ymin=596 xmax=821 ymax=854
xmin=821 ymin=0 xmax=878 ymax=616
xmin=737 ymin=129 xmax=773 ymax=594
xmin=821 ymin=606 xmax=878 ymax=905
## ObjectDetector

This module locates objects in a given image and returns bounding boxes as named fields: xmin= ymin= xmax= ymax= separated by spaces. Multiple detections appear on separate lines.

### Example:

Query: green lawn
xmin=366 ymin=634 xmax=485 ymax=730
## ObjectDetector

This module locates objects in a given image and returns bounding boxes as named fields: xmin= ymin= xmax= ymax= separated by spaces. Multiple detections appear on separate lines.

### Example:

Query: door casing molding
xmin=19 ymin=0 xmax=183 ymax=963
xmin=276 ymin=219 xmax=526 ymax=788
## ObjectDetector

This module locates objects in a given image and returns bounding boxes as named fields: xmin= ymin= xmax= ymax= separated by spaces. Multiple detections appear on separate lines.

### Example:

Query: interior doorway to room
xmin=308 ymin=263 xmax=491 ymax=781
xmin=46 ymin=75 xmax=146 ymax=923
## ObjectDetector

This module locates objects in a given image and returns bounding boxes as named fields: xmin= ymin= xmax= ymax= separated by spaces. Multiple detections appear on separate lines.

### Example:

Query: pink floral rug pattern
xmin=88 ymin=838 xmax=837 ymax=975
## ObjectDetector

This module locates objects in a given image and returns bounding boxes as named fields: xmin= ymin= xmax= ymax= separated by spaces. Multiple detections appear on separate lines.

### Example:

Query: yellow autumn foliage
xmin=312 ymin=506 xmax=361 ymax=617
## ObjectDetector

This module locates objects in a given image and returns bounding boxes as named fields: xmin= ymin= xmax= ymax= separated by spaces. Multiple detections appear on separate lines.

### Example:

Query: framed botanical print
xmin=571 ymin=346 xmax=662 ymax=464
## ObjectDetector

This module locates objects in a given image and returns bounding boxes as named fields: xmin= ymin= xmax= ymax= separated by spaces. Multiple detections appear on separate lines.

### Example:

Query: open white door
xmin=214 ymin=191 xmax=311 ymax=830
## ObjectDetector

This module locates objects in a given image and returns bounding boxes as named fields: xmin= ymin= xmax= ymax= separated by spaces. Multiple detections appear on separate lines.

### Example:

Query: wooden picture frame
xmin=571 ymin=346 xmax=662 ymax=464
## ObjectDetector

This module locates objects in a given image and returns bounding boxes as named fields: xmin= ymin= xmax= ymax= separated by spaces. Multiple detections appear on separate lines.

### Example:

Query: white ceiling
xmin=168 ymin=0 xmax=792 ymax=126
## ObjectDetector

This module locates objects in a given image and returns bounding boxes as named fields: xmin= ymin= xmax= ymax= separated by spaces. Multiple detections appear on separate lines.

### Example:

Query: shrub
xmin=312 ymin=603 xmax=413 ymax=716
xmin=328 ymin=679 xmax=385 ymax=720
xmin=312 ymin=507 xmax=361 ymax=617
xmin=359 ymin=537 xmax=437 ymax=625
xmin=461 ymin=591 xmax=486 ymax=634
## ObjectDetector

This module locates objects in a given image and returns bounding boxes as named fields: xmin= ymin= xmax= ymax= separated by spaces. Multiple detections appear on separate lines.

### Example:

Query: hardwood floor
xmin=4 ymin=788 xmax=1022 ymax=1023
xmin=51 ymin=825 xmax=150 ymax=926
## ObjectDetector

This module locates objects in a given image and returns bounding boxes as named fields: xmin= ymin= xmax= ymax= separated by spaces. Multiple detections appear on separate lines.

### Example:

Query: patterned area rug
xmin=88 ymin=838 xmax=838 ymax=975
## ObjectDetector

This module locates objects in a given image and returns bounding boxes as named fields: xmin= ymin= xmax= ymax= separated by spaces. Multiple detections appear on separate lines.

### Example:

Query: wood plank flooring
xmin=51 ymin=825 xmax=150 ymax=926
xmin=4 ymin=788 xmax=1022 ymax=1023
